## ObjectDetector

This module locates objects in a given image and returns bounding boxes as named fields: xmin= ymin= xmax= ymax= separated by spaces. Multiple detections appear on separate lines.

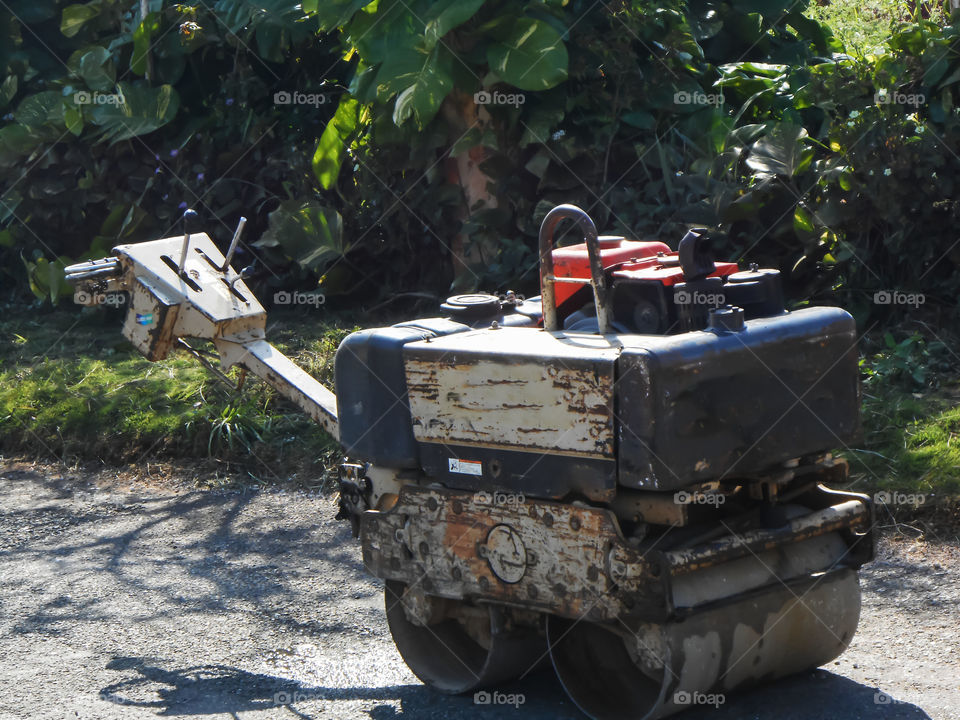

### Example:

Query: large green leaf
xmin=14 ymin=91 xmax=65 ymax=127
xmin=214 ymin=0 xmax=310 ymax=47
xmin=392 ymin=47 xmax=454 ymax=128
xmin=64 ymin=104 xmax=84 ymax=136
xmin=0 ymin=75 xmax=17 ymax=109
xmin=374 ymin=48 xmax=430 ymax=99
xmin=424 ymin=0 xmax=484 ymax=50
xmin=746 ymin=123 xmax=812 ymax=177
xmin=60 ymin=2 xmax=101 ymax=38
xmin=255 ymin=23 xmax=290 ymax=63
xmin=67 ymin=46 xmax=115 ymax=91
xmin=131 ymin=13 xmax=160 ymax=77
xmin=312 ymin=96 xmax=359 ymax=189
xmin=308 ymin=0 xmax=372 ymax=30
xmin=88 ymin=83 xmax=180 ymax=143
xmin=22 ymin=255 xmax=74 ymax=304
xmin=0 ymin=125 xmax=45 ymax=164
xmin=487 ymin=18 xmax=568 ymax=91
xmin=254 ymin=200 xmax=346 ymax=273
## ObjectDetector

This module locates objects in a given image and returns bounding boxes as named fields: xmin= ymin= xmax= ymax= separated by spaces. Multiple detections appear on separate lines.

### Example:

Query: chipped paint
xmin=404 ymin=328 xmax=620 ymax=458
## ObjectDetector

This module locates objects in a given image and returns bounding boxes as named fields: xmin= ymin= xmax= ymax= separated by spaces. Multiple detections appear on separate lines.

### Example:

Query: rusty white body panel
xmin=404 ymin=328 xmax=621 ymax=458
xmin=360 ymin=484 xmax=869 ymax=623
xmin=361 ymin=485 xmax=664 ymax=622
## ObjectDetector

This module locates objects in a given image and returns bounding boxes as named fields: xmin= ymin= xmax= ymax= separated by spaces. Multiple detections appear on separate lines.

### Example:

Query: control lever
xmin=178 ymin=208 xmax=201 ymax=273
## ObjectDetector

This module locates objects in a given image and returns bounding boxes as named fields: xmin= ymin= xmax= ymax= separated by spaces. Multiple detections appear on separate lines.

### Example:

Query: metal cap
xmin=708 ymin=305 xmax=745 ymax=333
xmin=727 ymin=268 xmax=780 ymax=284
xmin=440 ymin=293 xmax=502 ymax=319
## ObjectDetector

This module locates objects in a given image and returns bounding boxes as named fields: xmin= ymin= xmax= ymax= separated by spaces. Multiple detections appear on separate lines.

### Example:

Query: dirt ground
xmin=0 ymin=458 xmax=956 ymax=720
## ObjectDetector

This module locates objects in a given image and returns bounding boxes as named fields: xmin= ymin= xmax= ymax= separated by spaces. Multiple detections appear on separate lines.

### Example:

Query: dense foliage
xmin=1 ymin=0 xmax=349 ymax=303
xmin=3 ymin=0 xmax=960 ymax=324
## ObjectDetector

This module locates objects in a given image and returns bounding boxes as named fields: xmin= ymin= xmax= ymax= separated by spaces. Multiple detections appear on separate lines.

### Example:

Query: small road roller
xmin=66 ymin=204 xmax=874 ymax=719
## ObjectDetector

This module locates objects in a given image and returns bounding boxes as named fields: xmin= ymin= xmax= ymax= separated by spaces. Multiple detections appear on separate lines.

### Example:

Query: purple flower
xmin=154 ymin=167 xmax=161 ymax=175
xmin=226 ymin=98 xmax=234 ymax=106
xmin=169 ymin=149 xmax=179 ymax=158
xmin=197 ymin=172 xmax=205 ymax=181
xmin=178 ymin=201 xmax=188 ymax=210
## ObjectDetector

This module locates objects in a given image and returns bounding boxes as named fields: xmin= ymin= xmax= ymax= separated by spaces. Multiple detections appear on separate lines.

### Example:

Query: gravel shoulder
xmin=0 ymin=459 xmax=957 ymax=720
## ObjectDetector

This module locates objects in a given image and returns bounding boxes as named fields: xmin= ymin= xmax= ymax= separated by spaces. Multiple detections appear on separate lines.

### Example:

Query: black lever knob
xmin=182 ymin=208 xmax=201 ymax=235
xmin=678 ymin=228 xmax=716 ymax=281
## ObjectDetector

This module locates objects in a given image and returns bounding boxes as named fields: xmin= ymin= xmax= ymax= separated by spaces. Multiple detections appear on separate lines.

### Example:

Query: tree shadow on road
xmin=680 ymin=670 xmax=932 ymax=720
xmin=96 ymin=655 xmax=516 ymax=719
xmin=97 ymin=656 xmax=933 ymax=720
xmin=1 ymin=467 xmax=378 ymax=638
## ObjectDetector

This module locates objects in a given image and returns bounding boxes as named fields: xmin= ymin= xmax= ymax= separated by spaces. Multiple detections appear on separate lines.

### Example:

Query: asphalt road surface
xmin=0 ymin=460 xmax=957 ymax=720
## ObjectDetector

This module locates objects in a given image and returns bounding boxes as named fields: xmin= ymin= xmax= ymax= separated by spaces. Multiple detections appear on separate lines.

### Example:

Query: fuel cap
xmin=708 ymin=305 xmax=745 ymax=333
xmin=727 ymin=268 xmax=780 ymax=283
xmin=441 ymin=293 xmax=502 ymax=319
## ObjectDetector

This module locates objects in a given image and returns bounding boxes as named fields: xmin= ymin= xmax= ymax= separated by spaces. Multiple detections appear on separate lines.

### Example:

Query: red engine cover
xmin=612 ymin=256 xmax=740 ymax=286
xmin=551 ymin=236 xmax=670 ymax=307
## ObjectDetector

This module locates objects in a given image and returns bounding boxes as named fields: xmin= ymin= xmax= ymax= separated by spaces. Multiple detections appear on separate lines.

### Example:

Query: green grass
xmin=845 ymin=386 xmax=960 ymax=497
xmin=0 ymin=307 xmax=354 ymax=485
xmin=4 ymin=307 xmax=960 ymax=501
xmin=807 ymin=0 xmax=950 ymax=57
xmin=838 ymin=329 xmax=960 ymax=499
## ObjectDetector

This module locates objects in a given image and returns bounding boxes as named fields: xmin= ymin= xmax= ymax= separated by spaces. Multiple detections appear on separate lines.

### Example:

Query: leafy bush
xmin=313 ymin=0 xmax=853 ymax=297
xmin=0 ymin=0 xmax=349 ymax=302
xmin=860 ymin=332 xmax=953 ymax=389
xmin=4 ymin=0 xmax=960 ymax=328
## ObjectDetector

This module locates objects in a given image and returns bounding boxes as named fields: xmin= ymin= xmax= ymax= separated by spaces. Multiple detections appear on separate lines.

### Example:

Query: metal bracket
xmin=538 ymin=204 xmax=611 ymax=334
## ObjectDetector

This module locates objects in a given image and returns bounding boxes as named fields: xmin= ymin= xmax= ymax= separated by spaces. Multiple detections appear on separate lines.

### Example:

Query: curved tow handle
xmin=538 ymin=204 xmax=611 ymax=334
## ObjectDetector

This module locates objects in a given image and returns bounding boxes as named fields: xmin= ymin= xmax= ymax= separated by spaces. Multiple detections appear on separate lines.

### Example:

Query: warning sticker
xmin=448 ymin=458 xmax=483 ymax=476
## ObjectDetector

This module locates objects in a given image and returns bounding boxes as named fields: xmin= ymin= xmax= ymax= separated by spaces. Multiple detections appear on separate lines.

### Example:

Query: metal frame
xmin=538 ymin=204 xmax=611 ymax=333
